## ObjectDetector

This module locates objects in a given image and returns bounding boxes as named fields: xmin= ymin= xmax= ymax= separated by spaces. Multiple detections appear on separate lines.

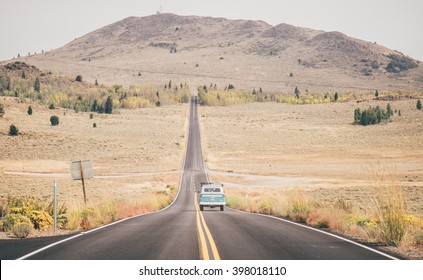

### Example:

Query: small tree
xmin=375 ymin=90 xmax=379 ymax=97
xmin=0 ymin=103 xmax=5 ymax=118
xmin=75 ymin=75 xmax=83 ymax=82
xmin=27 ymin=106 xmax=33 ymax=115
xmin=294 ymin=86 xmax=300 ymax=98
xmin=387 ymin=103 xmax=393 ymax=117
xmin=334 ymin=92 xmax=339 ymax=102
xmin=34 ymin=77 xmax=41 ymax=92
xmin=50 ymin=115 xmax=59 ymax=126
xmin=354 ymin=108 xmax=361 ymax=124
xmin=48 ymin=103 xmax=55 ymax=110
xmin=417 ymin=99 xmax=422 ymax=110
xmin=105 ymin=96 xmax=113 ymax=114
xmin=95 ymin=79 xmax=98 ymax=86
xmin=9 ymin=124 xmax=19 ymax=136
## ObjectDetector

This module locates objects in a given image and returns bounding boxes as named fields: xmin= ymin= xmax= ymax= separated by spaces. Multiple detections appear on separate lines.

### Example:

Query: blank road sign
xmin=71 ymin=160 xmax=94 ymax=180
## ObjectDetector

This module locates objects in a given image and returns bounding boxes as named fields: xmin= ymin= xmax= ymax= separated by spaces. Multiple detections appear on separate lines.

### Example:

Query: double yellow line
xmin=194 ymin=193 xmax=221 ymax=260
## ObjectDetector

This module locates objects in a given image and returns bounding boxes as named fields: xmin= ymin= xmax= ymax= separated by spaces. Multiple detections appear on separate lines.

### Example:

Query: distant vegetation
xmin=354 ymin=104 xmax=394 ymax=126
xmin=0 ymin=62 xmax=190 ymax=113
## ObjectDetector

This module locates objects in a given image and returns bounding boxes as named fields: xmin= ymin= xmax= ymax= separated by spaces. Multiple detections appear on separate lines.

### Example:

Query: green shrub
xmin=75 ymin=75 xmax=83 ymax=82
xmin=50 ymin=115 xmax=59 ymax=126
xmin=27 ymin=106 xmax=33 ymax=115
xmin=354 ymin=105 xmax=393 ymax=126
xmin=417 ymin=99 xmax=422 ymax=110
xmin=8 ymin=124 xmax=19 ymax=136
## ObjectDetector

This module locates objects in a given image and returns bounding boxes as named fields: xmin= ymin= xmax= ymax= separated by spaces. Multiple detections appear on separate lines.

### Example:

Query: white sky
xmin=1 ymin=0 xmax=422 ymax=61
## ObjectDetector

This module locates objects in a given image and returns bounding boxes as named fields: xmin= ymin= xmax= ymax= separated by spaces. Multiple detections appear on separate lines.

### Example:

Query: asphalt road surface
xmin=0 ymin=96 xmax=395 ymax=260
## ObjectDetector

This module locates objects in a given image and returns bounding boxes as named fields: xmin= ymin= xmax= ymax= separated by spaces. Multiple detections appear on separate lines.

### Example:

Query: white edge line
xmin=197 ymin=98 xmax=397 ymax=260
xmin=17 ymin=100 xmax=192 ymax=260
xmin=227 ymin=207 xmax=399 ymax=260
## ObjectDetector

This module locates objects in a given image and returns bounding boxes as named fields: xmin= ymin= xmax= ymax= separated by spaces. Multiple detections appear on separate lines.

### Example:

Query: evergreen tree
xmin=50 ymin=115 xmax=59 ymax=126
xmin=334 ymin=92 xmax=339 ymax=102
xmin=9 ymin=124 xmax=19 ymax=136
xmin=294 ymin=86 xmax=300 ymax=98
xmin=105 ymin=96 xmax=113 ymax=114
xmin=417 ymin=99 xmax=422 ymax=110
xmin=75 ymin=75 xmax=83 ymax=82
xmin=375 ymin=90 xmax=379 ymax=97
xmin=34 ymin=77 xmax=41 ymax=92
xmin=95 ymin=79 xmax=99 ymax=86
xmin=27 ymin=106 xmax=33 ymax=115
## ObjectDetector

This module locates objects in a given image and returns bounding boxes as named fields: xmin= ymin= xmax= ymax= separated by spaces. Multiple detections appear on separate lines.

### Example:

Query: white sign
xmin=70 ymin=160 xmax=94 ymax=180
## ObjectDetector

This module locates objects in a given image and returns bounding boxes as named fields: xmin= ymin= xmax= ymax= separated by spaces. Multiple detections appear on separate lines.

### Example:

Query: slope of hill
xmin=7 ymin=13 xmax=423 ymax=93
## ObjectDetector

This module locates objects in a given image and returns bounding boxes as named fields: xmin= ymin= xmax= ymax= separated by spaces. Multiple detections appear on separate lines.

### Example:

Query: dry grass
xmin=0 ymin=96 xmax=188 ymax=237
xmin=201 ymin=99 xmax=423 ymax=258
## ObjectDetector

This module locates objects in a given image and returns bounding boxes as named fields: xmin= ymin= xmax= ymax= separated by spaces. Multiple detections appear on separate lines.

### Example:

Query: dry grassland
xmin=200 ymin=99 xmax=423 ymax=258
xmin=0 ymin=97 xmax=188 ymax=234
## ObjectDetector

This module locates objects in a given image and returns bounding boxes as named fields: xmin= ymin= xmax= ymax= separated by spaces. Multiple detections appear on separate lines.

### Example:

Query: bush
xmin=27 ymin=106 xmax=33 ymax=115
xmin=75 ymin=75 xmax=83 ymax=82
xmin=417 ymin=99 xmax=422 ymax=110
xmin=2 ymin=213 xmax=32 ymax=231
xmin=0 ymin=103 xmax=4 ymax=117
xmin=12 ymin=223 xmax=32 ymax=239
xmin=48 ymin=103 xmax=55 ymax=110
xmin=50 ymin=115 xmax=59 ymax=126
xmin=30 ymin=210 xmax=53 ymax=230
xmin=354 ymin=105 xmax=392 ymax=126
xmin=8 ymin=124 xmax=19 ymax=136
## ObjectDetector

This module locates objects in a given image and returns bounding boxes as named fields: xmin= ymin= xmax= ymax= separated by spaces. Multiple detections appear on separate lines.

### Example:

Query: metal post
xmin=53 ymin=179 xmax=57 ymax=234
xmin=80 ymin=161 xmax=87 ymax=204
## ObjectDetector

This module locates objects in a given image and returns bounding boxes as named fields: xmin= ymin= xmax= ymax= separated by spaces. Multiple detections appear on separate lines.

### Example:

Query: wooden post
xmin=80 ymin=161 xmax=87 ymax=204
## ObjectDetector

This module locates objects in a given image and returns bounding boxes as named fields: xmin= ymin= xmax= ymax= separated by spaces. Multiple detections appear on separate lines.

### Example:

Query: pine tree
xmin=27 ymin=106 xmax=33 ymax=115
xmin=417 ymin=99 xmax=422 ymax=110
xmin=334 ymin=92 xmax=339 ymax=102
xmin=9 ymin=124 xmax=19 ymax=136
xmin=34 ymin=77 xmax=41 ymax=92
xmin=105 ymin=96 xmax=113 ymax=114
xmin=375 ymin=90 xmax=379 ymax=97
xmin=294 ymin=86 xmax=300 ymax=98
xmin=50 ymin=115 xmax=59 ymax=126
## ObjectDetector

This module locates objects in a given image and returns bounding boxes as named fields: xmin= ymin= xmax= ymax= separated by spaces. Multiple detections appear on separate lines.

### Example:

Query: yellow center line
xmin=194 ymin=192 xmax=220 ymax=260
xmin=199 ymin=209 xmax=221 ymax=260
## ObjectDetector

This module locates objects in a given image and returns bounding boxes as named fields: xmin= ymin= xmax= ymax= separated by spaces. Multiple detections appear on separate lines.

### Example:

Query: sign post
xmin=71 ymin=160 xmax=94 ymax=204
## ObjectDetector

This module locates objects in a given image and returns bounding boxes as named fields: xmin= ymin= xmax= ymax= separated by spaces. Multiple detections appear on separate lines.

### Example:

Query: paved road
xmin=0 ymin=96 xmax=395 ymax=260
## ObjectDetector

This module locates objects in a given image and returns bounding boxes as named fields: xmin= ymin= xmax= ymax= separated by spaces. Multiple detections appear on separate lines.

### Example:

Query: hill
xmin=5 ymin=13 xmax=423 ymax=93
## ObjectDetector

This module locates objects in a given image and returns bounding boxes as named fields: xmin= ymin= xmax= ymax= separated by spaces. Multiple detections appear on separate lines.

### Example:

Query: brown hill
xmin=9 ymin=13 xmax=423 ymax=93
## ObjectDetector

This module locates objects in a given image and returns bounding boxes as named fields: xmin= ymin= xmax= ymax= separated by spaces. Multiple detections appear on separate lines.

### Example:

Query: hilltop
xmin=4 ymin=13 xmax=423 ymax=93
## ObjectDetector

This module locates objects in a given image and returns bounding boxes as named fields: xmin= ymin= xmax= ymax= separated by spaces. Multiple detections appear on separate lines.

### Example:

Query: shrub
xmin=30 ymin=210 xmax=53 ymax=230
xmin=50 ymin=115 xmax=59 ymax=126
xmin=0 ymin=103 xmax=4 ymax=117
xmin=417 ymin=99 xmax=422 ymax=110
xmin=48 ymin=103 xmax=55 ymax=110
xmin=12 ymin=223 xmax=32 ymax=239
xmin=75 ymin=75 xmax=83 ymax=82
xmin=8 ymin=124 xmax=19 ymax=136
xmin=354 ymin=105 xmax=392 ymax=126
xmin=2 ymin=213 xmax=32 ymax=231
xmin=27 ymin=106 xmax=33 ymax=115
xmin=34 ymin=77 xmax=41 ymax=92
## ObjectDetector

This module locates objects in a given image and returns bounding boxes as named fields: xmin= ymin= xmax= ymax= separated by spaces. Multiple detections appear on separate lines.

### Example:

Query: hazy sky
xmin=1 ymin=0 xmax=422 ymax=61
